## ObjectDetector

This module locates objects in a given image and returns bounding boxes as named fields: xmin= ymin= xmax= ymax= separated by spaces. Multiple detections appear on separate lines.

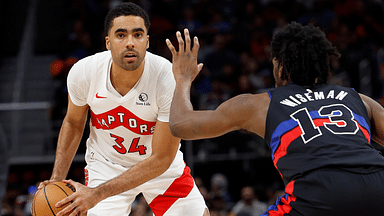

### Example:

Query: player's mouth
xmin=124 ymin=53 xmax=137 ymax=62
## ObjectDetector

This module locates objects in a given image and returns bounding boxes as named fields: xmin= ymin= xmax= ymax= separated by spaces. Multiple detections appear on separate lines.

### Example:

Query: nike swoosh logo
xmin=96 ymin=93 xmax=107 ymax=99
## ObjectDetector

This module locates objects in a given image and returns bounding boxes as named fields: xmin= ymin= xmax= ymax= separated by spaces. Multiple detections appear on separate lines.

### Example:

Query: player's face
xmin=106 ymin=15 xmax=149 ymax=72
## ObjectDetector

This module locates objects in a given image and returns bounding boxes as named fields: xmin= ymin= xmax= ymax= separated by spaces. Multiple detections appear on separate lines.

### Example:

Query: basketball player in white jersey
xmin=38 ymin=2 xmax=209 ymax=216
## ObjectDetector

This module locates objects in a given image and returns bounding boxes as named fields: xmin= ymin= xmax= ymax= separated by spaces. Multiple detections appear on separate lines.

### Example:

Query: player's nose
xmin=125 ymin=35 xmax=135 ymax=49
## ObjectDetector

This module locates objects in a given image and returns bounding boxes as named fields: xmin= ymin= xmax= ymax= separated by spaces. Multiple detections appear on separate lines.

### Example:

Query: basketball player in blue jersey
xmin=167 ymin=23 xmax=384 ymax=215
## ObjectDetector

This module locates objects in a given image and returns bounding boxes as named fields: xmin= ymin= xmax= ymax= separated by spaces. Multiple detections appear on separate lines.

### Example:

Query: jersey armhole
xmin=268 ymin=91 xmax=272 ymax=99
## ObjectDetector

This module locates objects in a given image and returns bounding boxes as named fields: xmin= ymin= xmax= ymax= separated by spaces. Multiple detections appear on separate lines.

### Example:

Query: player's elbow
xmin=169 ymin=119 xmax=193 ymax=140
xmin=169 ymin=122 xmax=185 ymax=138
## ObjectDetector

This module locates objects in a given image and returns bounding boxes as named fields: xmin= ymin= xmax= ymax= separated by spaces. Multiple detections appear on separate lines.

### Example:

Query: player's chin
xmin=123 ymin=63 xmax=140 ymax=71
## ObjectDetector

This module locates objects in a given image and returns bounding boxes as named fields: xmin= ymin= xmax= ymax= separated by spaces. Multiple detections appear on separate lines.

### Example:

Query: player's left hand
xmin=56 ymin=179 xmax=101 ymax=216
xmin=166 ymin=28 xmax=203 ymax=83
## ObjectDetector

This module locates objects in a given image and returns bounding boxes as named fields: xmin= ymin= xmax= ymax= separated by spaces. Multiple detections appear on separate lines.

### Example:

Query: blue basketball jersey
xmin=265 ymin=83 xmax=384 ymax=185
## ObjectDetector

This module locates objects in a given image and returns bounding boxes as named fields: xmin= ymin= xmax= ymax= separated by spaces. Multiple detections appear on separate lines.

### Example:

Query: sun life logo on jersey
xmin=136 ymin=93 xmax=150 ymax=106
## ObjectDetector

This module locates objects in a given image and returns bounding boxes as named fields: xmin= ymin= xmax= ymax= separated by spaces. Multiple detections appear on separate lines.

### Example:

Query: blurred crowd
xmin=3 ymin=0 xmax=384 ymax=215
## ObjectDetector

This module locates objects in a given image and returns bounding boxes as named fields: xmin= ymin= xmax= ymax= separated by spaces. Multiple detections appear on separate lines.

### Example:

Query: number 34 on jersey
xmin=90 ymin=106 xmax=157 ymax=156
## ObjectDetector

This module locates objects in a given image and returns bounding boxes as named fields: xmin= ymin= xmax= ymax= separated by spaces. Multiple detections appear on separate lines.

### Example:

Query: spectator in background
xmin=229 ymin=186 xmax=268 ymax=216
xmin=208 ymin=173 xmax=233 ymax=211
xmin=177 ymin=6 xmax=202 ymax=34
xmin=199 ymin=80 xmax=231 ymax=111
xmin=199 ymin=8 xmax=232 ymax=34
xmin=209 ymin=195 xmax=229 ymax=216
xmin=202 ymin=34 xmax=238 ymax=80
xmin=66 ymin=19 xmax=92 ymax=60
xmin=195 ymin=176 xmax=209 ymax=202
xmin=249 ymin=17 xmax=270 ymax=60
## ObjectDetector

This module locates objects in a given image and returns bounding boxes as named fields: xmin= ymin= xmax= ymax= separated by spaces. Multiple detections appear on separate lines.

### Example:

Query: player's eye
xmin=135 ymin=32 xmax=143 ymax=38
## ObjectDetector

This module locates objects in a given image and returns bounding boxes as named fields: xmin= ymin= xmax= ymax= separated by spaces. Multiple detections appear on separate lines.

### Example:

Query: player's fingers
xmin=184 ymin=29 xmax=191 ymax=52
xmin=56 ymin=202 xmax=74 ymax=216
xmin=37 ymin=182 xmax=45 ymax=190
xmin=63 ymin=179 xmax=75 ymax=185
xmin=165 ymin=39 xmax=176 ymax=56
xmin=37 ymin=180 xmax=51 ymax=189
xmin=192 ymin=36 xmax=200 ymax=56
xmin=176 ymin=31 xmax=184 ymax=53
xmin=197 ymin=63 xmax=204 ymax=73
xmin=69 ymin=207 xmax=82 ymax=216
xmin=79 ymin=210 xmax=87 ymax=216
xmin=56 ymin=196 xmax=71 ymax=208
xmin=63 ymin=179 xmax=79 ymax=189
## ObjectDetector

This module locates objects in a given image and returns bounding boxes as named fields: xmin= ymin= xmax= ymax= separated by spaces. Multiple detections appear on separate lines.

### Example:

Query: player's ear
xmin=278 ymin=62 xmax=284 ymax=79
xmin=146 ymin=35 xmax=149 ymax=49
xmin=105 ymin=36 xmax=111 ymax=50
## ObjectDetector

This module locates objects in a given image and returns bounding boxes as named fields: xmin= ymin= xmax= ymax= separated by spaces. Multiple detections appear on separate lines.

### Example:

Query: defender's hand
xmin=166 ymin=28 xmax=203 ymax=83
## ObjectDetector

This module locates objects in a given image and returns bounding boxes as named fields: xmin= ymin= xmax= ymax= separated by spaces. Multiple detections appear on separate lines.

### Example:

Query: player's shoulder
xmin=145 ymin=51 xmax=172 ymax=71
xmin=68 ymin=51 xmax=111 ymax=84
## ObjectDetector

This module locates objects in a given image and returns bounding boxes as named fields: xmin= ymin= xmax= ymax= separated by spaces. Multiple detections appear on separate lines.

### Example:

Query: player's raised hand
xmin=166 ymin=28 xmax=203 ymax=83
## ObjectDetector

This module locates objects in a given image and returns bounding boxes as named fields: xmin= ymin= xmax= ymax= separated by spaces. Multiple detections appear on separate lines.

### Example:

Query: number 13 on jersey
xmin=290 ymin=104 xmax=359 ymax=144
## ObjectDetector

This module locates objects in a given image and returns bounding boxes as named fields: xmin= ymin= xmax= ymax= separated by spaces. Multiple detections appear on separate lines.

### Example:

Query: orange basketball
xmin=32 ymin=182 xmax=76 ymax=216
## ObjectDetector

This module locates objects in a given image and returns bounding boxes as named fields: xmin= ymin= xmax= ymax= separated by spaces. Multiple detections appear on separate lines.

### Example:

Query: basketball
xmin=32 ymin=182 xmax=76 ymax=216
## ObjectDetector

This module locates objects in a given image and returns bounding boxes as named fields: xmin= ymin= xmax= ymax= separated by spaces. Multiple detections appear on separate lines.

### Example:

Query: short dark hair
xmin=104 ymin=2 xmax=150 ymax=36
xmin=271 ymin=22 xmax=341 ymax=86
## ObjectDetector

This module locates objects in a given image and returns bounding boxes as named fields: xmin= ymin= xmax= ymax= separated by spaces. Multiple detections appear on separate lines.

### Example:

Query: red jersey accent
xmin=90 ymin=106 xmax=156 ymax=135
xmin=95 ymin=92 xmax=107 ymax=98
xmin=84 ymin=168 xmax=89 ymax=186
xmin=267 ymin=181 xmax=296 ymax=215
xmin=357 ymin=122 xmax=370 ymax=144
xmin=149 ymin=166 xmax=194 ymax=215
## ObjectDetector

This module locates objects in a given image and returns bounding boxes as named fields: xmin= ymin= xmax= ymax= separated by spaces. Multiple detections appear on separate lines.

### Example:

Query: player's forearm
xmin=93 ymin=153 xmax=173 ymax=200
xmin=51 ymin=117 xmax=86 ymax=181
xmin=169 ymin=81 xmax=195 ymax=138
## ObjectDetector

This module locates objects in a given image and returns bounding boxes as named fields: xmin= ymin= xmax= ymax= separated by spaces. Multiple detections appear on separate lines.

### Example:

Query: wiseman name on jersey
xmin=280 ymin=89 xmax=349 ymax=107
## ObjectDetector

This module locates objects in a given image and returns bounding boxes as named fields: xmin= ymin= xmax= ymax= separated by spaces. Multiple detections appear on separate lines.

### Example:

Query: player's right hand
xmin=166 ymin=28 xmax=203 ymax=83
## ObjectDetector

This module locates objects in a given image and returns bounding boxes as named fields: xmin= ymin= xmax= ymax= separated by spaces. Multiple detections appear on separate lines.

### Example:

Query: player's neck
xmin=110 ymin=61 xmax=144 ymax=96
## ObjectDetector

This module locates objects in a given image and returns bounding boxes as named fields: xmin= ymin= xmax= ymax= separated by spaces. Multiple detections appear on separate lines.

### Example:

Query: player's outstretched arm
xmin=166 ymin=29 xmax=268 ymax=140
xmin=360 ymin=94 xmax=384 ymax=146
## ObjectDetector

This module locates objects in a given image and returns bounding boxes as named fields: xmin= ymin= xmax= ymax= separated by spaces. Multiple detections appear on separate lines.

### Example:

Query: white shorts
xmin=84 ymin=149 xmax=207 ymax=216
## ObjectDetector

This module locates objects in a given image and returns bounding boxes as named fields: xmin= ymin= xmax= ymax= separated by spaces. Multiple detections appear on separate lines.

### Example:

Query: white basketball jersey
xmin=67 ymin=50 xmax=183 ymax=167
